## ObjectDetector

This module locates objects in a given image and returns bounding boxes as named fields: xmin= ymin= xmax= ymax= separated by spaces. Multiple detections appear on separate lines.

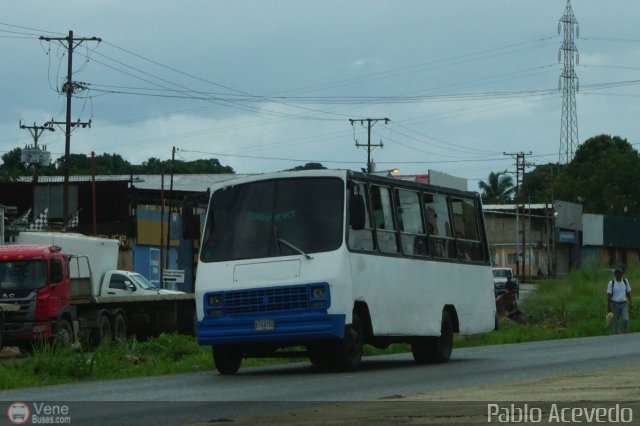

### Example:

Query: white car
xmin=492 ymin=267 xmax=519 ymax=297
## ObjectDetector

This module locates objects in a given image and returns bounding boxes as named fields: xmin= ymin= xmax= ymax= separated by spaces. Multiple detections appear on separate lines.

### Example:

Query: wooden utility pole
xmin=504 ymin=151 xmax=533 ymax=280
xmin=165 ymin=147 xmax=176 ymax=272
xmin=40 ymin=31 xmax=101 ymax=222
xmin=349 ymin=118 xmax=389 ymax=173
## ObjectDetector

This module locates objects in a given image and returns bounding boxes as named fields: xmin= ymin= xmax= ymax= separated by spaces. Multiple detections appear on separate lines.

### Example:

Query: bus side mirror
xmin=350 ymin=195 xmax=366 ymax=230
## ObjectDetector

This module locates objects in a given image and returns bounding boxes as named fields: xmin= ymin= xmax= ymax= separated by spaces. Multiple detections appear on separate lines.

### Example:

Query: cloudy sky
xmin=2 ymin=0 xmax=640 ymax=189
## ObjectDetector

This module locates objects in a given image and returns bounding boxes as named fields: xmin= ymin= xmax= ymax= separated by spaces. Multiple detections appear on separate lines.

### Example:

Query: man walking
xmin=607 ymin=268 xmax=632 ymax=334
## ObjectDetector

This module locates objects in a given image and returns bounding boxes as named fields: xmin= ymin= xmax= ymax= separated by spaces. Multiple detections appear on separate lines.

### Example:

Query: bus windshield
xmin=200 ymin=177 xmax=344 ymax=262
xmin=0 ymin=260 xmax=48 ymax=290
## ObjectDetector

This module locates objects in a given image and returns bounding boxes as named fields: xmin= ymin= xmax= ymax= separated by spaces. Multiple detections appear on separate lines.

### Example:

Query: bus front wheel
xmin=411 ymin=310 xmax=454 ymax=364
xmin=332 ymin=312 xmax=364 ymax=371
xmin=213 ymin=346 xmax=243 ymax=375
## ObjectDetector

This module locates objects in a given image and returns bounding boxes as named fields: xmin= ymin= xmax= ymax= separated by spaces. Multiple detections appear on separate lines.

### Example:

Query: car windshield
xmin=0 ymin=260 xmax=48 ymax=290
xmin=493 ymin=269 xmax=512 ymax=278
xmin=201 ymin=177 xmax=344 ymax=262
xmin=128 ymin=273 xmax=157 ymax=290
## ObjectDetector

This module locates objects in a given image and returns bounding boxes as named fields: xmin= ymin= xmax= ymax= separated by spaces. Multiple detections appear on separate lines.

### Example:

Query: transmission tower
xmin=558 ymin=0 xmax=580 ymax=164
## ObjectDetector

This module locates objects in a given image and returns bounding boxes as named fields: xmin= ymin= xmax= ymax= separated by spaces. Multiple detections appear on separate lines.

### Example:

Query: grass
xmin=458 ymin=267 xmax=637 ymax=347
xmin=1 ymin=267 xmax=634 ymax=389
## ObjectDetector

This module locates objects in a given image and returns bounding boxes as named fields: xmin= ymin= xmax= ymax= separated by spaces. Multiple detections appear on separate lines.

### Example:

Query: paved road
xmin=1 ymin=333 xmax=638 ymax=425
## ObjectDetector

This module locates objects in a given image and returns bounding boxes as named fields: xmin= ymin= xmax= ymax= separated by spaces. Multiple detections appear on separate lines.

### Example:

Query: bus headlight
xmin=311 ymin=286 xmax=326 ymax=299
xmin=208 ymin=294 xmax=224 ymax=307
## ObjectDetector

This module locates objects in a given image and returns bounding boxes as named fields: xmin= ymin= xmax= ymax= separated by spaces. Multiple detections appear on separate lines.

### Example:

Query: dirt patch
xmin=217 ymin=366 xmax=640 ymax=425
xmin=405 ymin=365 xmax=640 ymax=402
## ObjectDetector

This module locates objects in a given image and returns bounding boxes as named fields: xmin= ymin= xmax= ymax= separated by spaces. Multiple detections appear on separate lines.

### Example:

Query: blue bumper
xmin=197 ymin=312 xmax=346 ymax=345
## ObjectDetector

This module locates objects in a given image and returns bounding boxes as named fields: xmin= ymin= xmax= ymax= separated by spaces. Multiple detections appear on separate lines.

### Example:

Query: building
xmin=582 ymin=213 xmax=640 ymax=271
xmin=483 ymin=203 xmax=555 ymax=279
xmin=0 ymin=174 xmax=246 ymax=291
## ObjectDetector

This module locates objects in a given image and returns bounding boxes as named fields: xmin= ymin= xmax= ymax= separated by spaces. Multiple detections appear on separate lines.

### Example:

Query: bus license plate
xmin=254 ymin=319 xmax=275 ymax=331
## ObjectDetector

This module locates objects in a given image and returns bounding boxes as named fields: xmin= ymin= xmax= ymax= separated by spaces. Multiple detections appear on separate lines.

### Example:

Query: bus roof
xmin=205 ymin=169 xmax=480 ymax=199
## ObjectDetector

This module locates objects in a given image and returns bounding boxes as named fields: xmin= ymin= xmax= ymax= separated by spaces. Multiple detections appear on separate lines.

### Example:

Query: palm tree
xmin=478 ymin=171 xmax=514 ymax=203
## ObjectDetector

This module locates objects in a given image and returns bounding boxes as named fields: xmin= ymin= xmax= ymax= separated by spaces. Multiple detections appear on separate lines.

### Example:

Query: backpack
xmin=609 ymin=278 xmax=629 ymax=293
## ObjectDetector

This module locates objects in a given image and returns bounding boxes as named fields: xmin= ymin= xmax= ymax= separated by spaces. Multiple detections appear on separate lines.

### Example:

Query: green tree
xmin=478 ymin=171 xmax=514 ymax=203
xmin=286 ymin=162 xmax=327 ymax=171
xmin=555 ymin=134 xmax=640 ymax=215
xmin=522 ymin=163 xmax=566 ymax=204
xmin=0 ymin=148 xmax=25 ymax=181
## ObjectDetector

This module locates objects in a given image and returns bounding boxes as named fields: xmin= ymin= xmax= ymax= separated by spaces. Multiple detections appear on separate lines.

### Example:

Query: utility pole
xmin=19 ymin=120 xmax=54 ymax=148
xmin=558 ymin=0 xmax=580 ymax=164
xmin=349 ymin=118 xmax=389 ymax=173
xmin=39 ymin=31 xmax=101 ymax=222
xmin=504 ymin=152 xmax=533 ymax=281
xmin=165 ymin=147 xmax=176 ymax=273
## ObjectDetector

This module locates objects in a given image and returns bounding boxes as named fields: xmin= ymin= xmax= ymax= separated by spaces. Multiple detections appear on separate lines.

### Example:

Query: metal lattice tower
xmin=558 ymin=0 xmax=580 ymax=164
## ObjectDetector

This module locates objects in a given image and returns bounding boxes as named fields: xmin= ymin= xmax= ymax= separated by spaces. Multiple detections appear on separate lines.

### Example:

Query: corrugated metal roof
xmin=16 ymin=174 xmax=252 ymax=192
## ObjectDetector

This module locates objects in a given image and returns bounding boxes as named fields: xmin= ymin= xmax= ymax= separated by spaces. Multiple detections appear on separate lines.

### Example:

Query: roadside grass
xmin=458 ymin=267 xmax=637 ymax=347
xmin=1 ymin=268 xmax=635 ymax=389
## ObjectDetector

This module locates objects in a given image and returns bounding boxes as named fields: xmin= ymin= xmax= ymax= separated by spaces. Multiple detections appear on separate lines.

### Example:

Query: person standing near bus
xmin=607 ymin=268 xmax=632 ymax=334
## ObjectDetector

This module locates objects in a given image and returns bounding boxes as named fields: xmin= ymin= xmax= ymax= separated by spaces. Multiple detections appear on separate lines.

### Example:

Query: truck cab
xmin=0 ymin=245 xmax=72 ymax=344
xmin=101 ymin=270 xmax=184 ymax=297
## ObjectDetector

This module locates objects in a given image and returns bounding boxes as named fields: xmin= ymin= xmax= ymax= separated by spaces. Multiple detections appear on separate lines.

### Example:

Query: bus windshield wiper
xmin=277 ymin=237 xmax=313 ymax=260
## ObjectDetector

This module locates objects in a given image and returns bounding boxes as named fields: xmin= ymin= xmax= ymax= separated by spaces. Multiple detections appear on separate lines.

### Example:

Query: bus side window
xmin=451 ymin=198 xmax=484 ymax=261
xmin=396 ymin=189 xmax=427 ymax=256
xmin=371 ymin=185 xmax=398 ymax=254
xmin=348 ymin=181 xmax=374 ymax=252
xmin=423 ymin=193 xmax=455 ymax=259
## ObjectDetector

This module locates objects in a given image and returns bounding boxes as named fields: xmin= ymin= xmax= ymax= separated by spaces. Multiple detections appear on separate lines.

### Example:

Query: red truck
xmin=0 ymin=234 xmax=194 ymax=349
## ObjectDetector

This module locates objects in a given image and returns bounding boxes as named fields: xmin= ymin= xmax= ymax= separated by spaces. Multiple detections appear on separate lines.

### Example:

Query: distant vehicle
xmin=1 ymin=232 xmax=194 ymax=350
xmin=492 ymin=267 xmax=519 ymax=297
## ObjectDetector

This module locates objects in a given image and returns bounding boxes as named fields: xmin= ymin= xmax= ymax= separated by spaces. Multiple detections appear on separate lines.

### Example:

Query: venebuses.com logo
xmin=6 ymin=401 xmax=72 ymax=424
xmin=7 ymin=402 xmax=30 ymax=425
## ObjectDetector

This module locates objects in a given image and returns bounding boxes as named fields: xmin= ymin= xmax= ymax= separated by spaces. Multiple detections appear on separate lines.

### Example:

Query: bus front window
xmin=201 ymin=178 xmax=344 ymax=262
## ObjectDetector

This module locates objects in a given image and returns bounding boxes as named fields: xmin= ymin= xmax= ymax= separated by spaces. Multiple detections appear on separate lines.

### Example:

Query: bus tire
xmin=213 ymin=346 xmax=243 ymax=375
xmin=308 ymin=343 xmax=332 ymax=369
xmin=412 ymin=310 xmax=454 ymax=364
xmin=53 ymin=318 xmax=74 ymax=348
xmin=91 ymin=314 xmax=112 ymax=346
xmin=111 ymin=313 xmax=127 ymax=342
xmin=332 ymin=312 xmax=364 ymax=371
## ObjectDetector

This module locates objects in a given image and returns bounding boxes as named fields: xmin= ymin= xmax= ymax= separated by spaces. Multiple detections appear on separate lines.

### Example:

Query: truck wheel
xmin=111 ymin=313 xmax=127 ymax=342
xmin=212 ymin=346 xmax=243 ymax=375
xmin=91 ymin=314 xmax=112 ymax=346
xmin=53 ymin=319 xmax=74 ymax=348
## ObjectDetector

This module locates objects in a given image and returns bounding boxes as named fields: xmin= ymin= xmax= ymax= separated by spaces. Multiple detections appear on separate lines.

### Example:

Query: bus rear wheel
xmin=412 ymin=310 xmax=454 ymax=364
xmin=213 ymin=346 xmax=243 ymax=375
